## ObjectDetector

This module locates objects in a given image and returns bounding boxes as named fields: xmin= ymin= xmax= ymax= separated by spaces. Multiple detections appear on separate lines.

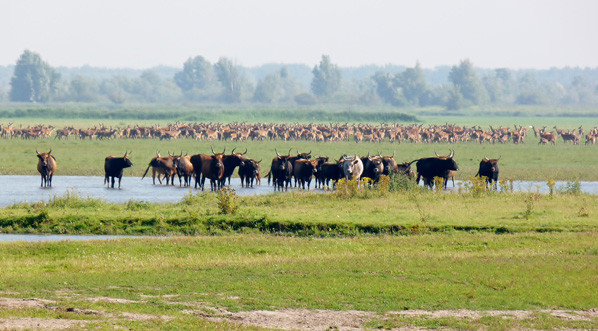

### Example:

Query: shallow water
xmin=0 ymin=175 xmax=596 ymax=208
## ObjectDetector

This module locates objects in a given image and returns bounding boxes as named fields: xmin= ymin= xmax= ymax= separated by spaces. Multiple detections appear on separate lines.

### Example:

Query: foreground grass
xmin=0 ymin=233 xmax=597 ymax=329
xmin=1 ymin=190 xmax=596 ymax=236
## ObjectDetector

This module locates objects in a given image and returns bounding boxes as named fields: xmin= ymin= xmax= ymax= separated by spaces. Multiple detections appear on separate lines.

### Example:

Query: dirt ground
xmin=1 ymin=296 xmax=597 ymax=330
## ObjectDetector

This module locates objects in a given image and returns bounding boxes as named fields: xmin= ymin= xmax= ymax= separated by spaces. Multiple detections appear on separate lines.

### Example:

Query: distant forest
xmin=1 ymin=50 xmax=598 ymax=111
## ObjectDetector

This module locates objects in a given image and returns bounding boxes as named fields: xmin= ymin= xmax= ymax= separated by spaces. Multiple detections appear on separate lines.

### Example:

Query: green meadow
xmin=0 ymin=111 xmax=597 ymax=330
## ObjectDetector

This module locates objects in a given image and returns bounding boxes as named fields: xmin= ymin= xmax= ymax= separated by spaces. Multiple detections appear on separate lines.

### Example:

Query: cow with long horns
xmin=220 ymin=147 xmax=247 ymax=187
xmin=413 ymin=150 xmax=458 ymax=189
xmin=36 ymin=149 xmax=57 ymax=187
xmin=104 ymin=152 xmax=133 ymax=188
xmin=190 ymin=146 xmax=226 ymax=191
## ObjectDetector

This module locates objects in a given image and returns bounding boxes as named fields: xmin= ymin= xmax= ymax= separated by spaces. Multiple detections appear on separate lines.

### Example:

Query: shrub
xmin=217 ymin=187 xmax=238 ymax=215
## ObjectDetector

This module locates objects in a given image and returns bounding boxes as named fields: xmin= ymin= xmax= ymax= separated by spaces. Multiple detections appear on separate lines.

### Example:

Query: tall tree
xmin=394 ymin=62 xmax=428 ymax=106
xmin=174 ymin=56 xmax=215 ymax=91
xmin=214 ymin=57 xmax=244 ymax=103
xmin=448 ymin=59 xmax=487 ymax=106
xmin=253 ymin=67 xmax=302 ymax=103
xmin=10 ymin=50 xmax=60 ymax=102
xmin=311 ymin=55 xmax=341 ymax=97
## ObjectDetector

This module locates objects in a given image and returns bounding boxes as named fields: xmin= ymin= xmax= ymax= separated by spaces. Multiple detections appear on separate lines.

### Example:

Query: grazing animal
xmin=141 ymin=152 xmax=176 ymax=185
xmin=396 ymin=160 xmax=416 ymax=179
xmin=172 ymin=153 xmax=194 ymax=187
xmin=313 ymin=156 xmax=329 ymax=188
xmin=238 ymin=159 xmax=261 ymax=188
xmin=190 ymin=146 xmax=226 ymax=191
xmin=342 ymin=155 xmax=364 ymax=180
xmin=220 ymin=147 xmax=247 ymax=187
xmin=104 ymin=152 xmax=133 ymax=188
xmin=413 ymin=150 xmax=459 ymax=189
xmin=36 ymin=149 xmax=57 ymax=187
xmin=293 ymin=159 xmax=318 ymax=190
xmin=360 ymin=155 xmax=384 ymax=183
xmin=381 ymin=152 xmax=399 ymax=176
xmin=317 ymin=159 xmax=344 ymax=188
xmin=475 ymin=156 xmax=500 ymax=188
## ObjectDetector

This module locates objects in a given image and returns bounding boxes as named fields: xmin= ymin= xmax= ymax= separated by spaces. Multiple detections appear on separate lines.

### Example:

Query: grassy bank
xmin=1 ymin=189 xmax=596 ymax=236
xmin=0 ymin=233 xmax=597 ymax=329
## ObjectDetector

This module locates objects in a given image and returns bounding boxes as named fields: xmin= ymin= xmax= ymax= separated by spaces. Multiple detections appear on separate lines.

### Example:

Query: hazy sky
xmin=2 ymin=0 xmax=597 ymax=69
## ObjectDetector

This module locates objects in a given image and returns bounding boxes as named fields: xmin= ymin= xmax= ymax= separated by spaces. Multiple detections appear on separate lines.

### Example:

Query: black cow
xmin=238 ymin=159 xmax=261 ymax=187
xmin=104 ymin=152 xmax=133 ymax=188
xmin=413 ymin=150 xmax=459 ymax=189
xmin=381 ymin=152 xmax=399 ymax=176
xmin=396 ymin=160 xmax=416 ymax=179
xmin=317 ymin=158 xmax=344 ymax=189
xmin=293 ymin=159 xmax=318 ymax=190
xmin=360 ymin=155 xmax=384 ymax=183
xmin=220 ymin=148 xmax=247 ymax=187
xmin=313 ymin=156 xmax=329 ymax=188
xmin=475 ymin=156 xmax=500 ymax=188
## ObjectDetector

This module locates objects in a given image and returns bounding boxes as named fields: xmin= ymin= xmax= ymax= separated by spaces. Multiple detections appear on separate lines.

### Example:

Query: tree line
xmin=2 ymin=50 xmax=598 ymax=110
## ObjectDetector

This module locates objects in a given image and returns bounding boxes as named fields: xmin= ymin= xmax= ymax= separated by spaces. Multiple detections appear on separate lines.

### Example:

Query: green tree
xmin=214 ymin=57 xmax=245 ymax=103
xmin=174 ymin=56 xmax=215 ymax=91
xmin=372 ymin=71 xmax=406 ymax=107
xmin=448 ymin=59 xmax=487 ymax=105
xmin=10 ymin=50 xmax=60 ymax=102
xmin=69 ymin=75 xmax=99 ymax=102
xmin=311 ymin=55 xmax=341 ymax=97
xmin=394 ymin=62 xmax=428 ymax=106
xmin=253 ymin=67 xmax=302 ymax=103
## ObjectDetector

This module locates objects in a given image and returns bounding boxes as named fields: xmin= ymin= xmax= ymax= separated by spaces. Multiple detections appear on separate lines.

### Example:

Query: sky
xmin=1 ymin=0 xmax=597 ymax=70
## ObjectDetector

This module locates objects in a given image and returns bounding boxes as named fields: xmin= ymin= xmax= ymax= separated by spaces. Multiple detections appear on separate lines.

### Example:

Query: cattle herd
xmin=3 ymin=122 xmax=597 ymax=144
xmin=36 ymin=147 xmax=503 ymax=192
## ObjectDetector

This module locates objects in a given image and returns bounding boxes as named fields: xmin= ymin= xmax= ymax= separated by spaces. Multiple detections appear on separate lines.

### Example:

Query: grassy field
xmin=0 ymin=232 xmax=597 ymax=329
xmin=1 ymin=134 xmax=597 ymax=180
xmin=1 ymin=111 xmax=597 ymax=329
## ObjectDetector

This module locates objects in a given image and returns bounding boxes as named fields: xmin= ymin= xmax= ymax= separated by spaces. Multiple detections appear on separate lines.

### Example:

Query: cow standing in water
xmin=104 ymin=152 xmax=133 ymax=188
xmin=36 ymin=149 xmax=57 ymax=187
xmin=475 ymin=156 xmax=501 ymax=188
xmin=413 ymin=150 xmax=459 ymax=189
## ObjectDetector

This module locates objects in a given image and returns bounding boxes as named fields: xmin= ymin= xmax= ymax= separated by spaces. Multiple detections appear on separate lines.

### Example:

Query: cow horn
xmin=48 ymin=148 xmax=52 ymax=154
xmin=435 ymin=151 xmax=439 ymax=157
xmin=231 ymin=147 xmax=236 ymax=154
xmin=288 ymin=148 xmax=292 ymax=156
xmin=275 ymin=148 xmax=280 ymax=157
xmin=392 ymin=151 xmax=395 ymax=158
xmin=498 ymin=155 xmax=502 ymax=160
xmin=222 ymin=147 xmax=226 ymax=154
xmin=156 ymin=151 xmax=160 ymax=157
xmin=36 ymin=149 xmax=39 ymax=155
xmin=308 ymin=150 xmax=311 ymax=155
xmin=483 ymin=156 xmax=488 ymax=160
xmin=449 ymin=150 xmax=454 ymax=158
xmin=242 ymin=147 xmax=247 ymax=155
xmin=257 ymin=159 xmax=262 ymax=163
xmin=211 ymin=146 xmax=215 ymax=154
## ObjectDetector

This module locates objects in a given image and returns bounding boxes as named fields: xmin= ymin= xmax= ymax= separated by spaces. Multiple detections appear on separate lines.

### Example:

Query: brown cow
xmin=172 ymin=153 xmax=194 ymax=187
xmin=190 ymin=147 xmax=226 ymax=191
xmin=141 ymin=152 xmax=176 ymax=185
xmin=36 ymin=149 xmax=57 ymax=187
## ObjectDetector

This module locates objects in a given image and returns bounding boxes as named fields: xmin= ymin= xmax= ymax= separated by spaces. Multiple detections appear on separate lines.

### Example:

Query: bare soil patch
xmin=0 ymin=317 xmax=89 ymax=330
